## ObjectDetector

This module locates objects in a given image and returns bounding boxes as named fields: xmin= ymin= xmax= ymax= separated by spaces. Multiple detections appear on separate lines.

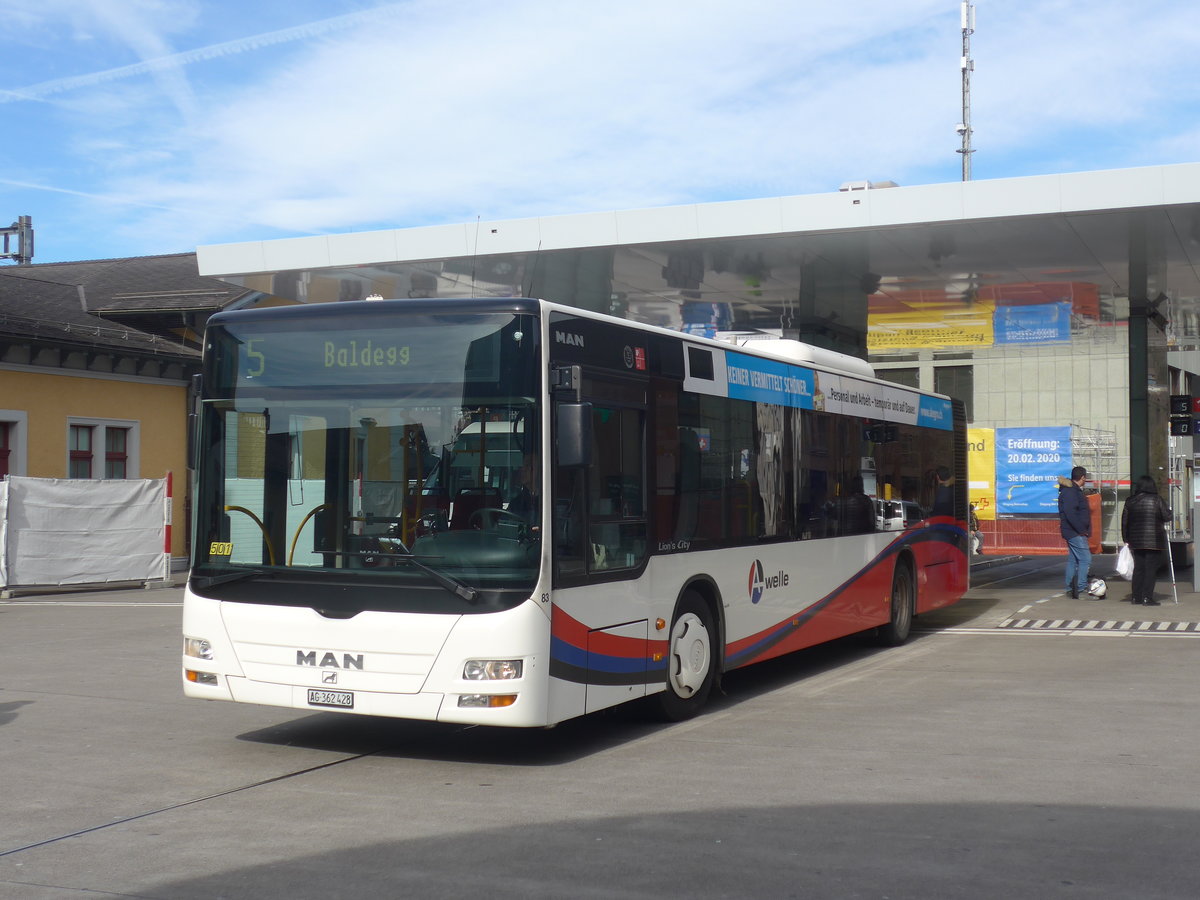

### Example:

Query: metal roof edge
xmin=195 ymin=161 xmax=1200 ymax=277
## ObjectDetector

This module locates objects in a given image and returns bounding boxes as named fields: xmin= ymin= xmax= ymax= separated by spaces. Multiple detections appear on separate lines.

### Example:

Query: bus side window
xmin=675 ymin=427 xmax=701 ymax=541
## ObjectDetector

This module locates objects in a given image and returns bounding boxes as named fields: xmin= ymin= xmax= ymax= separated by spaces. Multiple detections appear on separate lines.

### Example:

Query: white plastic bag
xmin=1115 ymin=544 xmax=1134 ymax=580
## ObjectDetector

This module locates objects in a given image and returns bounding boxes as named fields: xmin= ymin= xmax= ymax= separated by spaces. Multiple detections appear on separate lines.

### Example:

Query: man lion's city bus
xmin=183 ymin=297 xmax=967 ymax=726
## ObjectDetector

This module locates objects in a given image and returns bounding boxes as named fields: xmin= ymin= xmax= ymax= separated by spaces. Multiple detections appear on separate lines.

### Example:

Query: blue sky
xmin=2 ymin=0 xmax=1200 ymax=264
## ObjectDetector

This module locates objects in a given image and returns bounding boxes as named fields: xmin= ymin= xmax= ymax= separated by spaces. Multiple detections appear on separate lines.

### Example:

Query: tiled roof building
xmin=0 ymin=252 xmax=261 ymax=568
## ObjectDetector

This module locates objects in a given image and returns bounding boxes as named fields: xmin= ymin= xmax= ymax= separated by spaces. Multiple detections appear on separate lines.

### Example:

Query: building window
xmin=878 ymin=367 xmax=919 ymax=389
xmin=69 ymin=425 xmax=94 ymax=479
xmin=105 ymin=427 xmax=129 ymax=479
xmin=0 ymin=411 xmax=28 ymax=476
xmin=934 ymin=365 xmax=974 ymax=422
xmin=66 ymin=419 xmax=140 ymax=480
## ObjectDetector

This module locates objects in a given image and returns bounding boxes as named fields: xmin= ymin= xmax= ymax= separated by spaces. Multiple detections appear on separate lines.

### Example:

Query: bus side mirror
xmin=556 ymin=401 xmax=592 ymax=467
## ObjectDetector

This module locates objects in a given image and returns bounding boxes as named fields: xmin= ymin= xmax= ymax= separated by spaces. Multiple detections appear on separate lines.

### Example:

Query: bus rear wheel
xmin=656 ymin=592 xmax=716 ymax=721
xmin=876 ymin=560 xmax=914 ymax=646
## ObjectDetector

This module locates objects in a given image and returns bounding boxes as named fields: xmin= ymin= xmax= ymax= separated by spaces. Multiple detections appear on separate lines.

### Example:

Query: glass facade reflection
xmin=218 ymin=202 xmax=1200 ymax=555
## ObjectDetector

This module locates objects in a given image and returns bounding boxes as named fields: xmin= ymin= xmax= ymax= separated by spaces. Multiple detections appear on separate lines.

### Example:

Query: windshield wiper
xmin=368 ymin=552 xmax=479 ymax=603
xmin=191 ymin=568 xmax=271 ymax=590
xmin=194 ymin=553 xmax=479 ymax=604
xmin=326 ymin=549 xmax=479 ymax=603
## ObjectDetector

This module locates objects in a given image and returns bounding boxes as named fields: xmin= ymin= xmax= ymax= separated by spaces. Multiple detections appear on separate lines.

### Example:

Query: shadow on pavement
xmin=236 ymin=635 xmax=917 ymax=764
xmin=0 ymin=700 xmax=35 ymax=727
xmin=146 ymin=801 xmax=1198 ymax=899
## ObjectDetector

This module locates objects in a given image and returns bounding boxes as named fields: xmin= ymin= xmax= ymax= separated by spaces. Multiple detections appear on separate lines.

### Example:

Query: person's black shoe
xmin=1131 ymin=597 xmax=1144 ymax=605
xmin=1144 ymin=598 xmax=1161 ymax=607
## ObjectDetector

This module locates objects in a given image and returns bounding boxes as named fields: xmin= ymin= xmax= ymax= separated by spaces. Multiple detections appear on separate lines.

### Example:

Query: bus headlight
xmin=458 ymin=693 xmax=518 ymax=708
xmin=184 ymin=637 xmax=214 ymax=660
xmin=463 ymin=659 xmax=523 ymax=681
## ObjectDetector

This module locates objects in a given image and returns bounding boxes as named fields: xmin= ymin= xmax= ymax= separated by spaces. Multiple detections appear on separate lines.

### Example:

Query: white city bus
xmin=183 ymin=297 xmax=967 ymax=726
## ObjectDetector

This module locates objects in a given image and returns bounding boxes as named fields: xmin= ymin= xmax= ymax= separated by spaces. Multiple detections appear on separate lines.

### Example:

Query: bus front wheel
xmin=876 ymin=560 xmax=914 ymax=646
xmin=656 ymin=592 xmax=716 ymax=721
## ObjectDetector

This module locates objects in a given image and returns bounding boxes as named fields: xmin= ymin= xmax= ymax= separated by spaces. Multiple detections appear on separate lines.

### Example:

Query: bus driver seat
xmin=449 ymin=487 xmax=503 ymax=530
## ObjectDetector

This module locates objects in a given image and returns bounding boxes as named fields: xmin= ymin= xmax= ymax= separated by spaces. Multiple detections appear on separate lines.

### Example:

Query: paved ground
xmin=2 ymin=555 xmax=1199 ymax=898
xmin=948 ymin=552 xmax=1199 ymax=628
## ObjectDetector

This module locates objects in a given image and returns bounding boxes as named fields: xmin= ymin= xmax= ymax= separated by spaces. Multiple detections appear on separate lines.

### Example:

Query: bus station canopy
xmin=197 ymin=162 xmax=1200 ymax=355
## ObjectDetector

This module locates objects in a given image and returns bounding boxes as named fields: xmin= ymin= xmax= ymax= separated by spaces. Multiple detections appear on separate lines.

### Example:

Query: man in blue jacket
xmin=1058 ymin=466 xmax=1092 ymax=599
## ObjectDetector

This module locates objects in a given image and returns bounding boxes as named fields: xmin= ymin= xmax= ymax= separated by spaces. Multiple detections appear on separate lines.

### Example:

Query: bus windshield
xmin=191 ymin=306 xmax=541 ymax=614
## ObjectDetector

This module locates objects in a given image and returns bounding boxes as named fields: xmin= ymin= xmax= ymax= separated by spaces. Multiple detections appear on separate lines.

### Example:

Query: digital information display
xmin=225 ymin=322 xmax=505 ymax=391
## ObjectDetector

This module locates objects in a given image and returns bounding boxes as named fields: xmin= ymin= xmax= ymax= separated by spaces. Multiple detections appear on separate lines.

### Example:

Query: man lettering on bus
xmin=1058 ymin=466 xmax=1091 ymax=599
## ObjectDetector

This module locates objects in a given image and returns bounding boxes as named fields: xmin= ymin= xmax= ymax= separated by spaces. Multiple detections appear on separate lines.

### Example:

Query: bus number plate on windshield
xmin=308 ymin=689 xmax=354 ymax=709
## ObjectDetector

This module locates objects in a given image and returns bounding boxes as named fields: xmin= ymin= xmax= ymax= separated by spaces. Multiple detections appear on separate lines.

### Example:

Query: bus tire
xmin=656 ymin=591 xmax=716 ymax=721
xmin=876 ymin=560 xmax=914 ymax=646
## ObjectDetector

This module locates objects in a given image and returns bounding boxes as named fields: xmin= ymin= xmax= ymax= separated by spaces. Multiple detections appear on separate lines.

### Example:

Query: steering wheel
xmin=468 ymin=507 xmax=528 ymax=533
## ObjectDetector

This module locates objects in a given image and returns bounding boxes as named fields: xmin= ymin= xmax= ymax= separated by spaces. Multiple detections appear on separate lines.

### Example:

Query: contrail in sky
xmin=0 ymin=178 xmax=183 ymax=211
xmin=0 ymin=3 xmax=406 ymax=104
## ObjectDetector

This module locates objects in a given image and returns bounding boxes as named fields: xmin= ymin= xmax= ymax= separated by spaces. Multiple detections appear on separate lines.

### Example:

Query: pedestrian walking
xmin=1058 ymin=466 xmax=1091 ymax=599
xmin=1120 ymin=474 xmax=1171 ymax=606
xmin=969 ymin=503 xmax=984 ymax=555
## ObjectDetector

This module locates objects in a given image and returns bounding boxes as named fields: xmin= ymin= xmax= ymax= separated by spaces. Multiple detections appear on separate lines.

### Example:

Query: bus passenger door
xmin=551 ymin=378 xmax=649 ymax=581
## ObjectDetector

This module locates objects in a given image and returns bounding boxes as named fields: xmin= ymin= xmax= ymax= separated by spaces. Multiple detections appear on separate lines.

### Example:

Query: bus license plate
xmin=308 ymin=689 xmax=354 ymax=709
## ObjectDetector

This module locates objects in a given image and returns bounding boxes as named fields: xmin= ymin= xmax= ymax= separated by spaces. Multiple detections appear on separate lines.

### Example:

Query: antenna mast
xmin=0 ymin=215 xmax=34 ymax=265
xmin=957 ymin=1 xmax=975 ymax=181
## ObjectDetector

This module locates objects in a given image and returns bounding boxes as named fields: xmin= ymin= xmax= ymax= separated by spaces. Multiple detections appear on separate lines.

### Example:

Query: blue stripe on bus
xmin=549 ymin=636 xmax=653 ymax=675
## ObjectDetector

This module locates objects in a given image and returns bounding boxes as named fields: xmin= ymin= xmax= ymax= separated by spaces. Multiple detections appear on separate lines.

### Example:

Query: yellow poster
xmin=968 ymin=427 xmax=996 ymax=520
xmin=868 ymin=309 xmax=995 ymax=350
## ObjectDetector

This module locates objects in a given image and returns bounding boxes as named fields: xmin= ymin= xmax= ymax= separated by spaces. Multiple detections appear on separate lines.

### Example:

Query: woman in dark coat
xmin=1121 ymin=475 xmax=1171 ymax=606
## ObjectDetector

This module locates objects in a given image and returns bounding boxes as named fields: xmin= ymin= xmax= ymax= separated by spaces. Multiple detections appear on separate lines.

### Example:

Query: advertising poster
xmin=681 ymin=301 xmax=733 ymax=338
xmin=994 ymin=426 xmax=1072 ymax=514
xmin=994 ymin=301 xmax=1072 ymax=345
xmin=967 ymin=428 xmax=996 ymax=521
xmin=867 ymin=308 xmax=994 ymax=351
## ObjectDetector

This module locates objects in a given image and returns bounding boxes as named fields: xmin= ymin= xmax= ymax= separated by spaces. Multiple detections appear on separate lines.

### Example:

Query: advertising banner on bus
xmin=718 ymin=350 xmax=953 ymax=431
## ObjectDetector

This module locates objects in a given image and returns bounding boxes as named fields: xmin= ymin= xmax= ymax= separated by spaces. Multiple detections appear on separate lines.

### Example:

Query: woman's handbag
xmin=1115 ymin=543 xmax=1134 ymax=580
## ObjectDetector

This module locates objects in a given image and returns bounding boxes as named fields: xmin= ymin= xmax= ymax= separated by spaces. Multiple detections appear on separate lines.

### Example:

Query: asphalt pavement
xmin=964 ymin=551 xmax=1200 ymax=627
xmin=3 ymin=553 xmax=1200 ymax=898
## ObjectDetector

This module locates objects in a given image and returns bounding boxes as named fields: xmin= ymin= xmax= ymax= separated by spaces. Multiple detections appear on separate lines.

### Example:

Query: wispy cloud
xmin=0 ymin=2 xmax=408 ymax=104
xmin=4 ymin=0 xmax=1200 ymax=263
xmin=132 ymin=0 xmax=959 ymax=234
xmin=0 ymin=176 xmax=195 ymax=212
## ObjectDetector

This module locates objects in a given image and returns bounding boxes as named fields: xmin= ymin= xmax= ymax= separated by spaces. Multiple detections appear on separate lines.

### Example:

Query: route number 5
xmin=246 ymin=339 xmax=265 ymax=377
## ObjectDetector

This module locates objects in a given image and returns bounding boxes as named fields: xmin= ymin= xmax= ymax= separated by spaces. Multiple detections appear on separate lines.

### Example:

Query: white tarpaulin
xmin=0 ymin=476 xmax=168 ymax=588
xmin=0 ymin=480 xmax=8 ymax=587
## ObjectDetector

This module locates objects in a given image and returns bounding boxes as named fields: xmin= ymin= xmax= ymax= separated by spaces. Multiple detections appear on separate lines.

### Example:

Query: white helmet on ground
xmin=1087 ymin=577 xmax=1107 ymax=598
